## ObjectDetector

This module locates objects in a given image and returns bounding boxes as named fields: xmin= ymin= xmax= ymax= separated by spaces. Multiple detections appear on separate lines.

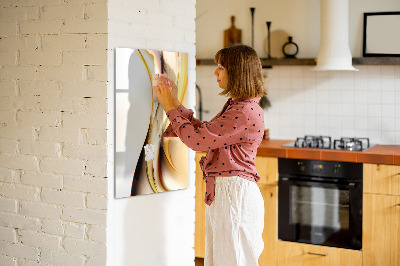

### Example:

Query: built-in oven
xmin=278 ymin=158 xmax=363 ymax=250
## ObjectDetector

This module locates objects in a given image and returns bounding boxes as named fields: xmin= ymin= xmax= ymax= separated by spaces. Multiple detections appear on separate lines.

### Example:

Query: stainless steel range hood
xmin=314 ymin=0 xmax=358 ymax=71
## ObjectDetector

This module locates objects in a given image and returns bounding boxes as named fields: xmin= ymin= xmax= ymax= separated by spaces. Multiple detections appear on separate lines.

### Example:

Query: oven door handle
xmin=280 ymin=177 xmax=357 ymax=189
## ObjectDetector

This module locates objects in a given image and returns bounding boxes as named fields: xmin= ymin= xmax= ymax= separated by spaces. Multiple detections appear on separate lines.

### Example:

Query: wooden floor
xmin=195 ymin=257 xmax=204 ymax=266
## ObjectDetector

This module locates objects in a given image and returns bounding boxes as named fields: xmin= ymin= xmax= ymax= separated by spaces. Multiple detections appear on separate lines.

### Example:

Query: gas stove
xmin=283 ymin=135 xmax=373 ymax=151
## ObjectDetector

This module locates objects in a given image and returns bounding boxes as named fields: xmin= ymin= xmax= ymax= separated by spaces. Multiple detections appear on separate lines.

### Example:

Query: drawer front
xmin=364 ymin=164 xmax=400 ymax=196
xmin=277 ymin=241 xmax=362 ymax=266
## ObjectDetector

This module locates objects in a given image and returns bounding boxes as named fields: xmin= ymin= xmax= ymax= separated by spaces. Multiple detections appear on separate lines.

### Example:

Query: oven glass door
xmin=278 ymin=177 xmax=362 ymax=250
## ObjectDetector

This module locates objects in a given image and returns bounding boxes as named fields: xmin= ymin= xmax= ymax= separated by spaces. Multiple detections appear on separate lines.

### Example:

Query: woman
xmin=153 ymin=44 xmax=266 ymax=266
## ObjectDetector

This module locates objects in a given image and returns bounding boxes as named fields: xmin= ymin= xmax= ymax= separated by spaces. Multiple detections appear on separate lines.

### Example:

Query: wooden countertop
xmin=257 ymin=139 xmax=400 ymax=165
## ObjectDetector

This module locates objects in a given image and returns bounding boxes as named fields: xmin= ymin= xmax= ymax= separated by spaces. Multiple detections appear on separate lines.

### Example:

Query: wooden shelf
xmin=196 ymin=57 xmax=400 ymax=67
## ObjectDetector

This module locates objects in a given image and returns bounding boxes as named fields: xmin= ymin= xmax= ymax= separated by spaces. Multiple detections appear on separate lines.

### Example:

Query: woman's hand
xmin=159 ymin=75 xmax=180 ymax=109
xmin=152 ymin=78 xmax=175 ymax=113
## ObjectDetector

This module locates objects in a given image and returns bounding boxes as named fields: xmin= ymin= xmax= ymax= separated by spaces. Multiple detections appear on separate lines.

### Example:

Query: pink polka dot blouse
xmin=162 ymin=97 xmax=265 ymax=205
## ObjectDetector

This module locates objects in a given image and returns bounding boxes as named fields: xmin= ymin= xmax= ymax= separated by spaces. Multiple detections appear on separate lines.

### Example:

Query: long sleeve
xmin=164 ymin=105 xmax=249 ymax=152
xmin=162 ymin=104 xmax=202 ymax=137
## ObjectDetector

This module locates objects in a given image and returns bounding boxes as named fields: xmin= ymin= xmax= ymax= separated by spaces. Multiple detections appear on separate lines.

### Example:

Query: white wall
xmin=0 ymin=1 xmax=108 ymax=265
xmin=196 ymin=0 xmax=400 ymax=145
xmin=196 ymin=0 xmax=400 ymax=58
xmin=107 ymin=1 xmax=197 ymax=266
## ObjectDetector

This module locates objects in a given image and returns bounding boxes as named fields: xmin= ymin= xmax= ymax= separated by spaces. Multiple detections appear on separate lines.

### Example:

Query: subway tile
xmin=382 ymin=117 xmax=396 ymax=131
xmin=367 ymin=104 xmax=381 ymax=117
xmin=367 ymin=91 xmax=381 ymax=104
xmin=382 ymin=104 xmax=395 ymax=118
xmin=381 ymin=90 xmax=395 ymax=104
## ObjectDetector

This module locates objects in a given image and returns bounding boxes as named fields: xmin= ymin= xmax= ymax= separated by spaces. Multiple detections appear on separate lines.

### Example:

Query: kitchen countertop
xmin=257 ymin=139 xmax=400 ymax=165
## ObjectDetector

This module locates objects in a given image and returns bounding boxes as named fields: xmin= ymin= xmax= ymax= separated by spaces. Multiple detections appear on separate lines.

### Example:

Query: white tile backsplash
xmin=196 ymin=65 xmax=400 ymax=144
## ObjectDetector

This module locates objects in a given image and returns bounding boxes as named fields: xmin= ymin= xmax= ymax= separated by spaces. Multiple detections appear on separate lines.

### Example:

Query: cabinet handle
xmin=307 ymin=252 xmax=328 ymax=256
xmin=397 ymin=204 xmax=400 ymax=207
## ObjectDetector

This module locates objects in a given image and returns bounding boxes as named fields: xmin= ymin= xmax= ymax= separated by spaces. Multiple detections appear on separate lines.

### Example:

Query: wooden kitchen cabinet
xmin=363 ymin=163 xmax=400 ymax=196
xmin=363 ymin=188 xmax=400 ymax=266
xmin=363 ymin=163 xmax=400 ymax=266
xmin=276 ymin=241 xmax=362 ymax=266
xmin=258 ymin=184 xmax=278 ymax=266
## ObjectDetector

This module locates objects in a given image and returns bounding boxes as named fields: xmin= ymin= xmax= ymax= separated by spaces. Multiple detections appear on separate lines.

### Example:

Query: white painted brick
xmin=85 ymin=34 xmax=107 ymax=51
xmin=86 ymin=255 xmax=106 ymax=266
xmin=0 ymin=66 xmax=36 ymax=81
xmin=42 ymin=188 xmax=85 ymax=208
xmin=0 ymin=212 xmax=41 ymax=231
xmin=20 ymin=21 xmax=61 ymax=35
xmin=0 ymin=7 xmax=39 ymax=22
xmin=0 ymin=168 xmax=15 ymax=183
xmin=0 ymin=126 xmax=34 ymax=141
xmin=85 ymin=3 xmax=108 ymax=20
xmin=19 ymin=51 xmax=62 ymax=66
xmin=64 ymin=175 xmax=107 ymax=194
xmin=16 ymin=111 xmax=61 ymax=127
xmin=37 ymin=66 xmax=84 ymax=82
xmin=62 ymin=19 xmax=107 ymax=34
xmin=63 ymin=50 xmax=107 ymax=66
xmin=5 ymin=96 xmax=40 ymax=112
xmin=61 ymin=207 xmax=106 ymax=226
xmin=0 ymin=154 xmax=38 ymax=171
xmin=63 ymin=144 xmax=107 ymax=161
xmin=0 ymin=255 xmax=16 ymax=266
xmin=40 ymin=158 xmax=84 ymax=176
xmin=20 ymin=200 xmax=61 ymax=219
xmin=18 ymin=80 xmax=61 ymax=97
xmin=0 ymin=138 xmax=18 ymax=154
xmin=85 ymin=65 xmax=107 ymax=81
xmin=84 ymin=129 xmax=107 ymax=145
xmin=41 ymin=219 xmax=64 ymax=236
xmin=0 ymin=51 xmax=17 ymax=65
xmin=18 ymin=259 xmax=41 ymax=266
xmin=38 ymin=127 xmax=80 ymax=143
xmin=87 ymin=225 xmax=105 ymax=243
xmin=0 ymin=241 xmax=39 ymax=261
xmin=86 ymin=193 xmax=107 ymax=210
xmin=18 ymin=140 xmax=58 ymax=157
xmin=0 ymin=226 xmax=17 ymax=243
xmin=42 ymin=35 xmax=86 ymax=51
xmin=62 ymin=113 xmax=107 ymax=129
xmin=4 ymin=0 xmax=62 ymax=6
xmin=0 ymin=110 xmax=15 ymax=125
xmin=0 ymin=96 xmax=14 ymax=111
xmin=0 ymin=36 xmax=40 ymax=52
xmin=38 ymin=96 xmax=106 ymax=114
xmin=0 ymin=196 xmax=17 ymax=213
xmin=19 ymin=230 xmax=61 ymax=251
xmin=0 ymin=183 xmax=39 ymax=201
xmin=64 ymin=222 xmax=85 ymax=239
xmin=63 ymin=238 xmax=106 ymax=256
xmin=41 ymin=4 xmax=84 ymax=20
xmin=21 ymin=171 xmax=62 ymax=189
xmin=61 ymin=81 xmax=107 ymax=98
xmin=40 ymin=249 xmax=85 ymax=266
xmin=0 ymin=81 xmax=15 ymax=96
xmin=84 ymin=160 xmax=106 ymax=177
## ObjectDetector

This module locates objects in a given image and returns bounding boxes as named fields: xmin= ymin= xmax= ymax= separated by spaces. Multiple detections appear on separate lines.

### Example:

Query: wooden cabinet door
xmin=259 ymin=185 xmax=278 ymax=266
xmin=276 ymin=241 xmax=362 ymax=266
xmin=255 ymin=156 xmax=278 ymax=186
xmin=364 ymin=164 xmax=400 ymax=196
xmin=195 ymin=152 xmax=207 ymax=258
xmin=363 ymin=193 xmax=400 ymax=266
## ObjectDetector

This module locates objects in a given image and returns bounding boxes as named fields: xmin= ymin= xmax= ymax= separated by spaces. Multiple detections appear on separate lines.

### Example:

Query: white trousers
xmin=205 ymin=176 xmax=265 ymax=266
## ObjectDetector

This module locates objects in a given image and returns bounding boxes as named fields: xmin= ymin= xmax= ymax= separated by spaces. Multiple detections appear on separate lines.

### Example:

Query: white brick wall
xmin=0 ymin=0 xmax=108 ymax=265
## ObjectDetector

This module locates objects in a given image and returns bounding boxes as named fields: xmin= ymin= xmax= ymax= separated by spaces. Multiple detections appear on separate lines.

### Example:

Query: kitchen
xmin=195 ymin=0 xmax=400 ymax=265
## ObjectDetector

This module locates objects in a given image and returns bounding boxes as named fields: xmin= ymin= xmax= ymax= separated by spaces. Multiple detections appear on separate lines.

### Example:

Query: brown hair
xmin=214 ymin=44 xmax=266 ymax=99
